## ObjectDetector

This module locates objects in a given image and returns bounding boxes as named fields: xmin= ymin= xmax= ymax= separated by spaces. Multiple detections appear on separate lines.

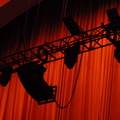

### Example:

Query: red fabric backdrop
xmin=0 ymin=0 xmax=120 ymax=120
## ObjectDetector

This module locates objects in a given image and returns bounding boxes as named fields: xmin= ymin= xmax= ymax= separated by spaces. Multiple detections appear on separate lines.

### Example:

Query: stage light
xmin=106 ymin=8 xmax=120 ymax=30
xmin=106 ymin=8 xmax=119 ymax=23
xmin=62 ymin=16 xmax=81 ymax=36
xmin=0 ymin=67 xmax=13 ymax=87
xmin=64 ymin=42 xmax=80 ymax=69
xmin=16 ymin=61 xmax=56 ymax=104
xmin=114 ymin=41 xmax=120 ymax=63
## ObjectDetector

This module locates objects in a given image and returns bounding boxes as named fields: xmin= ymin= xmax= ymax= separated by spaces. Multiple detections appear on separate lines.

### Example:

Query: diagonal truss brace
xmin=0 ymin=23 xmax=120 ymax=71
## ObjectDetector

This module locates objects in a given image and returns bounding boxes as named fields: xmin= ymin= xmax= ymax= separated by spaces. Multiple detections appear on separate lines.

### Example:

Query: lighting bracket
xmin=37 ymin=86 xmax=57 ymax=105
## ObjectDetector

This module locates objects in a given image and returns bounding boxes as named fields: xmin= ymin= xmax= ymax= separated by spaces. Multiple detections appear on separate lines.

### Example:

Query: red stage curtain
xmin=1 ymin=0 xmax=120 ymax=120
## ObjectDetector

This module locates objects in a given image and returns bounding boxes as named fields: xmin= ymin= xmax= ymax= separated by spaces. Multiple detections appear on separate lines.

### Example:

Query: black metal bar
xmin=0 ymin=23 xmax=119 ymax=71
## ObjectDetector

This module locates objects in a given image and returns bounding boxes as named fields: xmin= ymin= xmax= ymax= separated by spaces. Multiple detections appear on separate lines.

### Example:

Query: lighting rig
xmin=0 ymin=8 xmax=120 ymax=105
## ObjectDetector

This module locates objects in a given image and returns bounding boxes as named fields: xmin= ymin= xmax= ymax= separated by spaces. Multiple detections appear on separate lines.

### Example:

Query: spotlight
xmin=16 ymin=61 xmax=56 ymax=104
xmin=62 ymin=16 xmax=82 ymax=36
xmin=64 ymin=42 xmax=80 ymax=69
xmin=106 ymin=8 xmax=120 ymax=30
xmin=0 ymin=67 xmax=13 ymax=87
xmin=114 ymin=41 xmax=120 ymax=62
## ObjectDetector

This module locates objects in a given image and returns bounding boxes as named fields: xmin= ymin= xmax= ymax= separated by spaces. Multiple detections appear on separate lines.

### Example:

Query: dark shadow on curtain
xmin=0 ymin=0 xmax=63 ymax=56
xmin=65 ymin=0 xmax=115 ymax=16
xmin=0 ymin=0 xmax=116 ymax=56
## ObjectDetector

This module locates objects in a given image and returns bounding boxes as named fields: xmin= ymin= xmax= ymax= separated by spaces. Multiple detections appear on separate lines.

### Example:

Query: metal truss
xmin=0 ymin=23 xmax=120 ymax=71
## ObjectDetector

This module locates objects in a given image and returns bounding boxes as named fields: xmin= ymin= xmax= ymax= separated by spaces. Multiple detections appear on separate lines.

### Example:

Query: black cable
xmin=15 ymin=0 xmax=30 ymax=53
xmin=55 ymin=52 xmax=83 ymax=109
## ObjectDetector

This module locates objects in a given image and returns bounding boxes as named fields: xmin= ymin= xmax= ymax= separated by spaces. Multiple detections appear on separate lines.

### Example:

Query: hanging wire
xmin=31 ymin=0 xmax=41 ymax=43
xmin=15 ymin=0 xmax=31 ymax=52
xmin=57 ymin=58 xmax=65 ymax=120
xmin=55 ymin=51 xmax=83 ymax=109
xmin=107 ymin=49 xmax=115 ymax=120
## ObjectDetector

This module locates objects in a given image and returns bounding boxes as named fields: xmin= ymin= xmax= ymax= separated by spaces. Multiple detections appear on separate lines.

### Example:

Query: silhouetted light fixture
xmin=114 ymin=41 xmax=120 ymax=63
xmin=62 ymin=16 xmax=81 ymax=36
xmin=16 ymin=61 xmax=56 ymax=104
xmin=0 ymin=67 xmax=13 ymax=87
xmin=106 ymin=8 xmax=120 ymax=62
xmin=106 ymin=8 xmax=120 ymax=30
xmin=64 ymin=42 xmax=80 ymax=69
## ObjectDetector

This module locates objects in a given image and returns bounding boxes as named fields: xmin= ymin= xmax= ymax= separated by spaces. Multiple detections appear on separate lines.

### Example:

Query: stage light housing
xmin=106 ymin=8 xmax=120 ymax=30
xmin=62 ymin=16 xmax=81 ymax=36
xmin=114 ymin=41 xmax=120 ymax=62
xmin=0 ymin=67 xmax=13 ymax=87
xmin=16 ymin=62 xmax=56 ymax=104
xmin=64 ymin=42 xmax=80 ymax=69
